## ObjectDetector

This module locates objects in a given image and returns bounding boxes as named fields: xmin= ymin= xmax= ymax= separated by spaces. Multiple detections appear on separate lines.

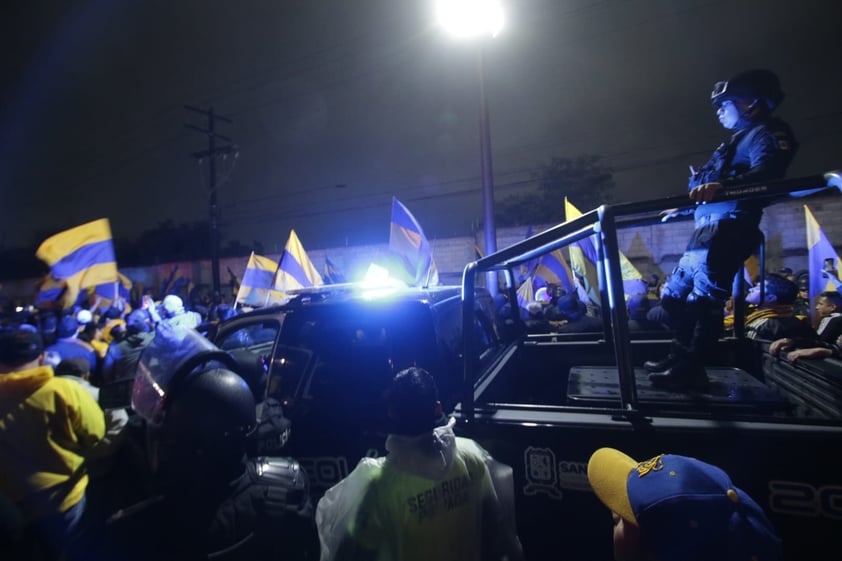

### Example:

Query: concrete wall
xmin=3 ymin=194 xmax=840 ymax=305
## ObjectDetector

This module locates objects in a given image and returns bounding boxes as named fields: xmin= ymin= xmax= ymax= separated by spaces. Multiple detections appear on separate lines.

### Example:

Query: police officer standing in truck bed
xmin=647 ymin=69 xmax=798 ymax=390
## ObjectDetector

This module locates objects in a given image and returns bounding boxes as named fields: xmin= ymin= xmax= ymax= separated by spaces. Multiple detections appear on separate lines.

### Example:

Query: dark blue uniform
xmin=660 ymin=116 xmax=798 ymax=359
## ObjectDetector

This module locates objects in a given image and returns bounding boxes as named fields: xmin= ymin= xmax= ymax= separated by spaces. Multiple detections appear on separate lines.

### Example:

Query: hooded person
xmin=159 ymin=294 xmax=202 ymax=329
xmin=0 ymin=328 xmax=105 ymax=560
xmin=587 ymin=447 xmax=782 ymax=561
xmin=101 ymin=310 xmax=156 ymax=384
xmin=316 ymin=367 xmax=523 ymax=561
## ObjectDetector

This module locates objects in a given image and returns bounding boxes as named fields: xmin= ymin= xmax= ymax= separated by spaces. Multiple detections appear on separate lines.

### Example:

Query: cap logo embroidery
xmin=634 ymin=454 xmax=664 ymax=478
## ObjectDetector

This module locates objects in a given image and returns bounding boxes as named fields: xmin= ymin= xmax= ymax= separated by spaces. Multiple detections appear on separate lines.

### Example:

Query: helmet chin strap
xmin=734 ymin=98 xmax=762 ymax=130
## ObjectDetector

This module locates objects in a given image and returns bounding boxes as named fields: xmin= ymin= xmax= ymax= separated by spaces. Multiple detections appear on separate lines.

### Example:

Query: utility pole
xmin=184 ymin=105 xmax=236 ymax=301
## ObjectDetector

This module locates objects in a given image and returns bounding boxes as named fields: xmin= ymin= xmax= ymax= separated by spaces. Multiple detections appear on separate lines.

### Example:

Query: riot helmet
xmin=153 ymin=368 xmax=255 ymax=484
xmin=132 ymin=323 xmax=254 ymax=479
xmin=711 ymin=69 xmax=784 ymax=111
xmin=164 ymin=367 xmax=256 ymax=450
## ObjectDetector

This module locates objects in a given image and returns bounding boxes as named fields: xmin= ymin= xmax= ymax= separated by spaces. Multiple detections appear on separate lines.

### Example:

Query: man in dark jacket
xmin=101 ymin=310 xmax=154 ymax=384
xmin=742 ymin=274 xmax=815 ymax=341
xmin=648 ymin=69 xmax=798 ymax=390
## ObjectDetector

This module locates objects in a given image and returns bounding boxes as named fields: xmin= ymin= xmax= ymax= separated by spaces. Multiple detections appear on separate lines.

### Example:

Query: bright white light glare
xmin=436 ymin=0 xmax=504 ymax=38
xmin=363 ymin=263 xmax=392 ymax=285
xmin=15 ymin=306 xmax=23 ymax=313
xmin=359 ymin=263 xmax=407 ymax=299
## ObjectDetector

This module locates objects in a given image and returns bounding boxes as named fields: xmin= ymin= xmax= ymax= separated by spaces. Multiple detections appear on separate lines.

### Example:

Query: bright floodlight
xmin=436 ymin=0 xmax=504 ymax=38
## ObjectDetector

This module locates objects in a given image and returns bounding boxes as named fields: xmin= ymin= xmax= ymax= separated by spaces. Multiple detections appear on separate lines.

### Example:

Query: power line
xmin=185 ymin=105 xmax=237 ymax=296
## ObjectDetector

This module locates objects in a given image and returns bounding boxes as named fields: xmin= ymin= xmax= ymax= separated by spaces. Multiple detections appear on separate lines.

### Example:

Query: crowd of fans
xmin=511 ymin=267 xmax=842 ymax=363
xmin=1 ymin=266 xmax=837 ymax=561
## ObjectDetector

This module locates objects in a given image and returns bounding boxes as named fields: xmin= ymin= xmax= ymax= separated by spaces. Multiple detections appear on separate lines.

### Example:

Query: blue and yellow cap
xmin=588 ymin=448 xmax=782 ymax=561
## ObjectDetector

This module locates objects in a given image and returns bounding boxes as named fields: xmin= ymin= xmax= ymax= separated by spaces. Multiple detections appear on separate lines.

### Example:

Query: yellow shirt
xmin=0 ymin=365 xmax=105 ymax=519
xmin=350 ymin=438 xmax=494 ymax=561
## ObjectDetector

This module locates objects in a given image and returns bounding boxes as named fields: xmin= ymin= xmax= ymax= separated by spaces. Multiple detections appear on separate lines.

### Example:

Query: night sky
xmin=1 ymin=0 xmax=841 ymax=254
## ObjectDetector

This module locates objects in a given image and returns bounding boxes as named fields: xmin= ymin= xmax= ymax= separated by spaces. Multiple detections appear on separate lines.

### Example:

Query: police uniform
xmin=660 ymin=115 xmax=798 ymax=364
xmin=104 ymin=456 xmax=316 ymax=561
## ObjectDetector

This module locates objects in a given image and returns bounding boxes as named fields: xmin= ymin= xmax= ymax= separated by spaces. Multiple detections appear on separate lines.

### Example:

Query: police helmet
xmin=710 ymin=69 xmax=784 ymax=111
xmin=164 ymin=368 xmax=257 ymax=450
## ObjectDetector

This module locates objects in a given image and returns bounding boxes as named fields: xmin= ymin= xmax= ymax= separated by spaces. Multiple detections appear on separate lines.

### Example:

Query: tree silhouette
xmin=495 ymin=155 xmax=615 ymax=226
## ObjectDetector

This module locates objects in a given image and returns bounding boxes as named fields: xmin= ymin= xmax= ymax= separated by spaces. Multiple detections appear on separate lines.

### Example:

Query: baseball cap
xmin=76 ymin=309 xmax=93 ymax=325
xmin=587 ymin=448 xmax=782 ymax=561
xmin=0 ymin=329 xmax=45 ymax=367
xmin=57 ymin=314 xmax=79 ymax=338
xmin=55 ymin=357 xmax=91 ymax=378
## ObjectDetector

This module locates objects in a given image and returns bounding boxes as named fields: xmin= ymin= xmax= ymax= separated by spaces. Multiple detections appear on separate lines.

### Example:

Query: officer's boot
xmin=648 ymin=358 xmax=709 ymax=391
xmin=649 ymin=295 xmax=721 ymax=391
xmin=645 ymin=292 xmax=693 ymax=373
xmin=643 ymin=342 xmax=682 ymax=373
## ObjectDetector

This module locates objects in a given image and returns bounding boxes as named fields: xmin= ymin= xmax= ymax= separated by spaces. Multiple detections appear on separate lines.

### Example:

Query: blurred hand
xmin=660 ymin=208 xmax=680 ymax=223
xmin=787 ymin=347 xmax=833 ymax=362
xmin=769 ymin=338 xmax=794 ymax=357
xmin=689 ymin=182 xmax=722 ymax=203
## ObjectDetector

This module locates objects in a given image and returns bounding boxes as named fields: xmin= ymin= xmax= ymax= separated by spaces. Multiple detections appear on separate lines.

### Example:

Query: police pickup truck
xmin=455 ymin=171 xmax=842 ymax=561
xmin=214 ymin=172 xmax=842 ymax=561
xmin=211 ymin=284 xmax=502 ymax=484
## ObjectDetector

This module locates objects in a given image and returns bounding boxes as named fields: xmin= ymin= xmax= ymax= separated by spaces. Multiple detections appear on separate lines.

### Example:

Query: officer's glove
xmin=689 ymin=182 xmax=722 ymax=203
xmin=824 ymin=170 xmax=842 ymax=195
xmin=660 ymin=208 xmax=680 ymax=222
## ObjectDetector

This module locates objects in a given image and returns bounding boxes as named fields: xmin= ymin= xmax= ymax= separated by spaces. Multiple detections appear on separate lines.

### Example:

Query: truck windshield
xmin=267 ymin=301 xmax=439 ymax=419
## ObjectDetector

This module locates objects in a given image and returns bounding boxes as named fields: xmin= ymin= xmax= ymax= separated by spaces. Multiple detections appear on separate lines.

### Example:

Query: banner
xmin=35 ymin=218 xmax=118 ymax=308
xmin=273 ymin=230 xmax=323 ymax=296
xmin=805 ymin=205 xmax=841 ymax=323
xmin=563 ymin=199 xmax=602 ymax=305
xmin=235 ymin=252 xmax=283 ymax=307
xmin=34 ymin=274 xmax=67 ymax=309
xmin=92 ymin=272 xmax=133 ymax=308
xmin=389 ymin=197 xmax=439 ymax=287
xmin=323 ymin=256 xmax=347 ymax=285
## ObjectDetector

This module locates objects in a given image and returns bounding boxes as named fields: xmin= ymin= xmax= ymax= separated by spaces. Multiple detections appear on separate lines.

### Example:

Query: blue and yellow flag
xmin=323 ymin=256 xmax=346 ymax=285
xmin=516 ymin=276 xmax=535 ymax=309
xmin=34 ymin=274 xmax=67 ymax=309
xmin=743 ymin=254 xmax=761 ymax=286
xmin=805 ymin=205 xmax=841 ymax=323
xmin=235 ymin=252 xmax=283 ymax=307
xmin=564 ymin=199 xmax=602 ymax=305
xmin=564 ymin=199 xmax=646 ymax=301
xmin=36 ymin=218 xmax=118 ymax=308
xmin=389 ymin=197 xmax=439 ymax=287
xmin=534 ymin=249 xmax=576 ymax=295
xmin=159 ymin=266 xmax=179 ymax=297
xmin=273 ymin=230 xmax=323 ymax=295
xmin=92 ymin=272 xmax=133 ymax=308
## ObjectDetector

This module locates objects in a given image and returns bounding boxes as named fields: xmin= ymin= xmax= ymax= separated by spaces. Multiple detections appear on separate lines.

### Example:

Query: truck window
xmin=269 ymin=302 xmax=439 ymax=425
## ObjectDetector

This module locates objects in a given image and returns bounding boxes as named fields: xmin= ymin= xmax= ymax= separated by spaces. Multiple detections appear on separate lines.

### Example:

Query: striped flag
xmin=534 ymin=249 xmax=576 ymax=295
xmin=159 ymin=266 xmax=179 ymax=297
xmin=564 ymin=199 xmax=646 ymax=301
xmin=273 ymin=230 xmax=323 ymax=295
xmin=34 ymin=274 xmax=67 ymax=309
xmin=235 ymin=252 xmax=283 ymax=307
xmin=35 ymin=218 xmax=119 ymax=309
xmin=389 ymin=197 xmax=439 ymax=287
xmin=805 ymin=205 xmax=841 ymax=324
xmin=564 ymin=199 xmax=601 ymax=305
xmin=516 ymin=276 xmax=535 ymax=309
xmin=323 ymin=257 xmax=347 ymax=285
xmin=92 ymin=272 xmax=133 ymax=308
xmin=743 ymin=254 xmax=761 ymax=286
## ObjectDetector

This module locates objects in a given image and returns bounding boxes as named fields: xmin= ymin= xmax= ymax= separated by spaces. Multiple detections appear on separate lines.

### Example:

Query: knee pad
xmin=686 ymin=291 xmax=727 ymax=321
